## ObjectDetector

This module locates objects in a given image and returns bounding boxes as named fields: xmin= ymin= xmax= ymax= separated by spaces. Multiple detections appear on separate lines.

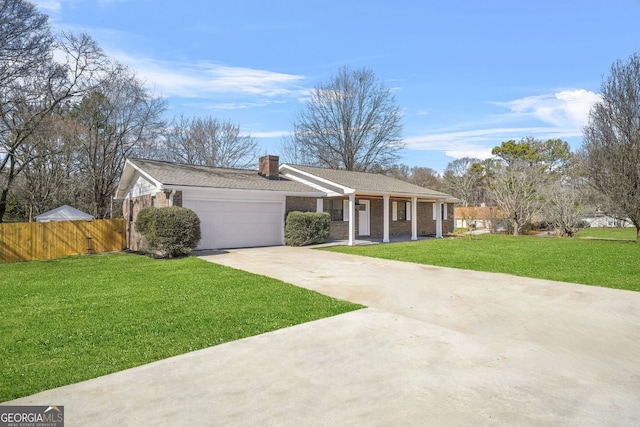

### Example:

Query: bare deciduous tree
xmin=72 ymin=62 xmax=166 ymax=218
xmin=543 ymin=180 xmax=588 ymax=237
xmin=380 ymin=164 xmax=444 ymax=190
xmin=0 ymin=22 xmax=105 ymax=221
xmin=443 ymin=157 xmax=484 ymax=206
xmin=290 ymin=66 xmax=404 ymax=171
xmin=488 ymin=160 xmax=547 ymax=236
xmin=0 ymin=0 xmax=52 ymax=89
xmin=13 ymin=113 xmax=80 ymax=219
xmin=279 ymin=134 xmax=316 ymax=166
xmin=409 ymin=166 xmax=444 ymax=191
xmin=164 ymin=115 xmax=258 ymax=169
xmin=582 ymin=52 xmax=640 ymax=240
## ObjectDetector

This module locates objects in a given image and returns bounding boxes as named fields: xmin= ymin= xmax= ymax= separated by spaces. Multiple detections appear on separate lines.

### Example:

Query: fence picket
xmin=0 ymin=219 xmax=126 ymax=262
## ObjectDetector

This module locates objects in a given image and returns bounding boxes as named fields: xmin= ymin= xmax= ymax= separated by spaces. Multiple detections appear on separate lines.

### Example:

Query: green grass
xmin=0 ymin=253 xmax=362 ymax=401
xmin=577 ymin=226 xmax=638 ymax=240
xmin=452 ymin=227 xmax=469 ymax=234
xmin=324 ymin=234 xmax=640 ymax=292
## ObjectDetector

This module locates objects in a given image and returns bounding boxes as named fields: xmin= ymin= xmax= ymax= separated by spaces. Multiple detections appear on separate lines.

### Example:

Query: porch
xmin=330 ymin=194 xmax=450 ymax=246
xmin=310 ymin=235 xmax=435 ymax=248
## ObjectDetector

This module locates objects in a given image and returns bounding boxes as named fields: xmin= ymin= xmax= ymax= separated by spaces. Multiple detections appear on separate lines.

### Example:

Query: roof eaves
xmin=128 ymin=159 xmax=165 ymax=185
xmin=159 ymin=184 xmax=324 ymax=197
xmin=115 ymin=159 xmax=163 ymax=199
xmin=280 ymin=164 xmax=355 ymax=194
xmin=354 ymin=189 xmax=452 ymax=199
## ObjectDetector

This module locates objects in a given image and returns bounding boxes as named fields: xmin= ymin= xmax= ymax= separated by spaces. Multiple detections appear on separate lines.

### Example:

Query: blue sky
xmin=34 ymin=0 xmax=640 ymax=172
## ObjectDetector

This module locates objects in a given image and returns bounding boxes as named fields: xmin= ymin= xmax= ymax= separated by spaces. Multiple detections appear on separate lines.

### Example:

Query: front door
xmin=358 ymin=199 xmax=370 ymax=236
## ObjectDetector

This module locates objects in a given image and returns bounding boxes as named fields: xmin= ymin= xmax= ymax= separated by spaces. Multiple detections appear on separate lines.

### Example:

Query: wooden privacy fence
xmin=0 ymin=219 xmax=126 ymax=263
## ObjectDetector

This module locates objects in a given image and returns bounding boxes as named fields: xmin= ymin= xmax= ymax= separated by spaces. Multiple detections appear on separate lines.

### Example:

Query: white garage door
xmin=183 ymin=199 xmax=284 ymax=250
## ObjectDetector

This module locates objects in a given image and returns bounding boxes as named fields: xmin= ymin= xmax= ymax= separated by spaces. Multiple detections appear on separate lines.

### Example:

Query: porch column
xmin=435 ymin=201 xmax=443 ymax=238
xmin=383 ymin=195 xmax=390 ymax=243
xmin=411 ymin=196 xmax=418 ymax=240
xmin=348 ymin=194 xmax=356 ymax=246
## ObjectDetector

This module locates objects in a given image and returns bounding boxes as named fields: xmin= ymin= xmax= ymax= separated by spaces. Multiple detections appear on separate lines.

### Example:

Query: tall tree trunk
xmin=0 ymin=155 xmax=18 ymax=223
xmin=512 ymin=220 xmax=520 ymax=236
xmin=0 ymin=188 xmax=9 ymax=223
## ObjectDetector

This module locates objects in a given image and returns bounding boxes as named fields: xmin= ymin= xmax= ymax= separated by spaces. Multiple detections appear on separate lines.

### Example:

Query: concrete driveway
xmin=9 ymin=246 xmax=640 ymax=426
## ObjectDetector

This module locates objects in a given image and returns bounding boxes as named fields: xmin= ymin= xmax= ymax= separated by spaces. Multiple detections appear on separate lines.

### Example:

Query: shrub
xmin=285 ymin=211 xmax=330 ymax=246
xmin=134 ymin=207 xmax=157 ymax=237
xmin=135 ymin=206 xmax=201 ymax=257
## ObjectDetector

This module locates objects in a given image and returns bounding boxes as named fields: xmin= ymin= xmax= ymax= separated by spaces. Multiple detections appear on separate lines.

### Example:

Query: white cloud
xmin=33 ymin=0 xmax=130 ymax=11
xmin=405 ymin=128 xmax=514 ymax=159
xmin=405 ymin=125 xmax=583 ymax=160
xmin=244 ymin=130 xmax=291 ymax=139
xmin=203 ymin=64 xmax=305 ymax=96
xmin=498 ymin=89 xmax=601 ymax=130
xmin=406 ymin=89 xmax=601 ymax=160
xmin=111 ymin=53 xmax=307 ymax=101
xmin=31 ymin=0 xmax=62 ymax=12
xmin=204 ymin=102 xmax=268 ymax=110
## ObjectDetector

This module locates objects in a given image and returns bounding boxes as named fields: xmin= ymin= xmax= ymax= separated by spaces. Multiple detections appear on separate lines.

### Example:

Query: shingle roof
xmin=129 ymin=159 xmax=318 ymax=193
xmin=284 ymin=164 xmax=452 ymax=198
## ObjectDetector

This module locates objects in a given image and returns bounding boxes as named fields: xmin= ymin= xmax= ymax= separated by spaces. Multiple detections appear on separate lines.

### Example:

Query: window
xmin=397 ymin=201 xmax=407 ymax=221
xmin=323 ymin=199 xmax=344 ymax=221
xmin=151 ymin=195 xmax=156 ymax=207
xmin=393 ymin=201 xmax=411 ymax=221
xmin=433 ymin=202 xmax=447 ymax=220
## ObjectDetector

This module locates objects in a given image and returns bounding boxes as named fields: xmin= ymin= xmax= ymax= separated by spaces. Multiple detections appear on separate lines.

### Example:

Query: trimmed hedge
xmin=285 ymin=211 xmax=330 ymax=246
xmin=135 ymin=206 xmax=201 ymax=257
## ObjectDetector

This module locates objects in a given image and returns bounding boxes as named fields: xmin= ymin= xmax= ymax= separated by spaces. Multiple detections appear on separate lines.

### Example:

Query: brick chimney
xmin=259 ymin=155 xmax=280 ymax=180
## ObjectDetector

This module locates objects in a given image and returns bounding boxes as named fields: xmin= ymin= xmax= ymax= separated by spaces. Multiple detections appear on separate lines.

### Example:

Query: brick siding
xmin=122 ymin=194 xmax=153 ymax=251
xmin=285 ymin=196 xmax=317 ymax=214
xmin=122 ymin=190 xmax=185 ymax=251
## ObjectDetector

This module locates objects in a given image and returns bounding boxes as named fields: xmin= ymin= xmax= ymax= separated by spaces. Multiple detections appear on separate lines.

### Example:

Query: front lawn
xmin=577 ymin=226 xmax=638 ymax=240
xmin=324 ymin=234 xmax=640 ymax=292
xmin=0 ymin=253 xmax=362 ymax=401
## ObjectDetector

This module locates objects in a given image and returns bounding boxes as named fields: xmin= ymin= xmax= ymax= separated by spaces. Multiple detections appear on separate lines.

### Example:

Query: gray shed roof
xmin=284 ymin=164 xmax=452 ymax=198
xmin=128 ymin=159 xmax=319 ymax=193
xmin=34 ymin=205 xmax=93 ymax=222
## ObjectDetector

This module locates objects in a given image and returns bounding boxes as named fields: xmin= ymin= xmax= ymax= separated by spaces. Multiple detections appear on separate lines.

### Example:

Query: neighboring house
xmin=34 ymin=205 xmax=94 ymax=223
xmin=115 ymin=155 xmax=457 ymax=250
xmin=455 ymin=205 xmax=507 ymax=230
xmin=581 ymin=212 xmax=634 ymax=228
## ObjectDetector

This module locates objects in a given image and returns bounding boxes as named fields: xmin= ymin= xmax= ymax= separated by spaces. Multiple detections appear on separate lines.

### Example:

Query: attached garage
xmin=116 ymin=156 xmax=322 ymax=253
xmin=183 ymin=196 xmax=285 ymax=250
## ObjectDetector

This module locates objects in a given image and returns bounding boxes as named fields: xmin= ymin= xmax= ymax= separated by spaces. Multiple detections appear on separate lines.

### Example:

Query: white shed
xmin=34 ymin=205 xmax=93 ymax=222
